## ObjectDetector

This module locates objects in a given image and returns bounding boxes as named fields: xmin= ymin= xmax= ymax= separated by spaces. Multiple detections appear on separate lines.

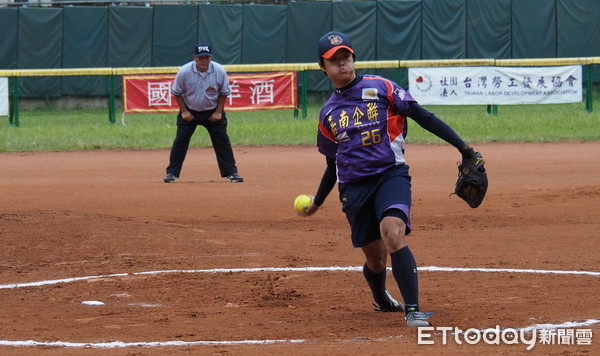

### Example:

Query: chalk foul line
xmin=0 ymin=339 xmax=306 ymax=348
xmin=0 ymin=320 xmax=598 ymax=349
xmin=0 ymin=265 xmax=598 ymax=290
xmin=0 ymin=266 xmax=598 ymax=348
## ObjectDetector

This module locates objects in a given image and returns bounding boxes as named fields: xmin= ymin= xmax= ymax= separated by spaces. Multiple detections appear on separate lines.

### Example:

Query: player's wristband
xmin=460 ymin=146 xmax=476 ymax=159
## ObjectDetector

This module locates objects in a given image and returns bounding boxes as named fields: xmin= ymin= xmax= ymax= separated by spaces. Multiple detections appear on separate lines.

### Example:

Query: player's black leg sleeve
xmin=390 ymin=246 xmax=420 ymax=313
xmin=362 ymin=263 xmax=391 ymax=308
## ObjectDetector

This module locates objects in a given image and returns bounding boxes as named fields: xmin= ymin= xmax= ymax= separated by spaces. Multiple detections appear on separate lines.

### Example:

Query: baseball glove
xmin=453 ymin=152 xmax=488 ymax=208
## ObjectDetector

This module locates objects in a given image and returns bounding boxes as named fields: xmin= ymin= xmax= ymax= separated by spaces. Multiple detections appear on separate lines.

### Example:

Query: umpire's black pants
xmin=166 ymin=108 xmax=238 ymax=178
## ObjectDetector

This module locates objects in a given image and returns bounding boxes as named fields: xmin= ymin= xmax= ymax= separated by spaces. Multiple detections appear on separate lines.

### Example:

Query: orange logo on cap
xmin=328 ymin=35 xmax=343 ymax=45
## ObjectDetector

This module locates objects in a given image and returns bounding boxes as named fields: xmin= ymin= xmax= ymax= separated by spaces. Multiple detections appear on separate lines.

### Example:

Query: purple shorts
xmin=339 ymin=164 xmax=412 ymax=248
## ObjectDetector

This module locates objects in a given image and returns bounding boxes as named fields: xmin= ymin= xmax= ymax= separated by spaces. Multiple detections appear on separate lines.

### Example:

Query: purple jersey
xmin=318 ymin=75 xmax=416 ymax=184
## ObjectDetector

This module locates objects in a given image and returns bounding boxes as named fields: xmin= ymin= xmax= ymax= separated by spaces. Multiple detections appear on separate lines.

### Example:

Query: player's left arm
xmin=406 ymin=101 xmax=488 ymax=207
xmin=211 ymin=66 xmax=230 ymax=122
xmin=406 ymin=101 xmax=475 ymax=157
xmin=209 ymin=95 xmax=227 ymax=122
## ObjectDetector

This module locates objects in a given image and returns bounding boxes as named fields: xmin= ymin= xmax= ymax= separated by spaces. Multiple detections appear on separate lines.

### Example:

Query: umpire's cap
xmin=194 ymin=44 xmax=212 ymax=57
xmin=318 ymin=31 xmax=354 ymax=59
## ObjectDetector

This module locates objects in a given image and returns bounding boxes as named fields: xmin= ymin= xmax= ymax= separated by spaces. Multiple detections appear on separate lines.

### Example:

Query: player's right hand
xmin=304 ymin=196 xmax=319 ymax=216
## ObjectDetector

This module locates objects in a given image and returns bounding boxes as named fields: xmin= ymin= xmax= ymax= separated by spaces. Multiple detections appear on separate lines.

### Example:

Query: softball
xmin=294 ymin=194 xmax=312 ymax=216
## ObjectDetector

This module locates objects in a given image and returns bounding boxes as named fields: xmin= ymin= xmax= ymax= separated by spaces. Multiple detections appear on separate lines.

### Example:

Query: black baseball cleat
xmin=373 ymin=290 xmax=405 ymax=313
xmin=163 ymin=173 xmax=178 ymax=183
xmin=406 ymin=311 xmax=434 ymax=327
xmin=226 ymin=173 xmax=244 ymax=183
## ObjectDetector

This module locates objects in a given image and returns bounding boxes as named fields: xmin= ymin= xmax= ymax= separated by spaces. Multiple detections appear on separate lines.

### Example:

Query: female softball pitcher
xmin=301 ymin=31 xmax=483 ymax=327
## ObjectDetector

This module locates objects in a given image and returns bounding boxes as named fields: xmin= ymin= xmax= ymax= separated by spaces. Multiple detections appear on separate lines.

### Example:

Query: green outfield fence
xmin=1 ymin=58 xmax=599 ymax=129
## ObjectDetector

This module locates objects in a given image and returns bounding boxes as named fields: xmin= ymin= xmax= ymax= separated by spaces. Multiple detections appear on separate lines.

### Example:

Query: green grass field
xmin=1 ymin=99 xmax=599 ymax=152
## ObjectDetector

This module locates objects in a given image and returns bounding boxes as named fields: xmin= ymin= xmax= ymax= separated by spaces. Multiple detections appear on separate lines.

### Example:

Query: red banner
xmin=226 ymin=71 xmax=297 ymax=111
xmin=122 ymin=71 xmax=297 ymax=113
xmin=123 ymin=75 xmax=177 ymax=113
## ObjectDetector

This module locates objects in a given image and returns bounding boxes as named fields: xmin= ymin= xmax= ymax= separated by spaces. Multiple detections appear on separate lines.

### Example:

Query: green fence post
xmin=301 ymin=70 xmax=307 ymax=118
xmin=294 ymin=70 xmax=299 ymax=119
xmin=9 ymin=77 xmax=19 ymax=127
xmin=108 ymin=75 xmax=116 ymax=124
xmin=586 ymin=65 xmax=593 ymax=113
xmin=486 ymin=105 xmax=498 ymax=115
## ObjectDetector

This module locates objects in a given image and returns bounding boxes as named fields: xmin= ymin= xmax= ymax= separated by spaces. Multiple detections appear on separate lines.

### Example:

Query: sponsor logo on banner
xmin=408 ymin=66 xmax=582 ymax=105
xmin=123 ymin=71 xmax=297 ymax=113
xmin=226 ymin=71 xmax=297 ymax=111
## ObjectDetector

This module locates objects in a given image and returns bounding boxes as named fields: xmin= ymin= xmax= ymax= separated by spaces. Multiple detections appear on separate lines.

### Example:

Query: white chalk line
xmin=0 ymin=266 xmax=598 ymax=349
xmin=0 ymin=265 xmax=598 ymax=290
xmin=0 ymin=339 xmax=307 ymax=348
xmin=1 ymin=320 xmax=598 ymax=349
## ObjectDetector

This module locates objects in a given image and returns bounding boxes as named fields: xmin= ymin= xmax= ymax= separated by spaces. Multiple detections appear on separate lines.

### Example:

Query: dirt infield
xmin=1 ymin=142 xmax=598 ymax=355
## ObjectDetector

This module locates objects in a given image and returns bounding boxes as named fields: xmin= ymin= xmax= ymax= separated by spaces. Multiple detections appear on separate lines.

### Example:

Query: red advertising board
xmin=123 ymin=75 xmax=177 ymax=113
xmin=122 ymin=71 xmax=297 ymax=113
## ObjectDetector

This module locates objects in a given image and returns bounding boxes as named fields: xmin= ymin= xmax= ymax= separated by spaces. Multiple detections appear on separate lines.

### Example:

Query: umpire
xmin=164 ymin=44 xmax=243 ymax=183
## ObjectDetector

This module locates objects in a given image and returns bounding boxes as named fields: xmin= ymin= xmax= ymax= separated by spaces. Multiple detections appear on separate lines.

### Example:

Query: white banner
xmin=408 ymin=66 xmax=582 ymax=105
xmin=0 ymin=77 xmax=8 ymax=116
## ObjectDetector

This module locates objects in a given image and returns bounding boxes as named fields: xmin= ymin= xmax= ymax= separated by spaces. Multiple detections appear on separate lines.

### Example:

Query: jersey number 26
xmin=361 ymin=129 xmax=381 ymax=147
